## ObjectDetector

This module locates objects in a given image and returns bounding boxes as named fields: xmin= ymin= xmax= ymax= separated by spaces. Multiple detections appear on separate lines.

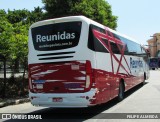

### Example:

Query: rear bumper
xmin=29 ymin=89 xmax=96 ymax=108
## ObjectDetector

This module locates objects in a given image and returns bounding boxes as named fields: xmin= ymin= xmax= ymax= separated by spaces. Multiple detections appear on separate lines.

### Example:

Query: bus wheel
xmin=118 ymin=81 xmax=124 ymax=101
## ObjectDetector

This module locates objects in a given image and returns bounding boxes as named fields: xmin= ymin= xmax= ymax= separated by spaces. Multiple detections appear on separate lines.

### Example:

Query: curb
xmin=0 ymin=98 xmax=30 ymax=108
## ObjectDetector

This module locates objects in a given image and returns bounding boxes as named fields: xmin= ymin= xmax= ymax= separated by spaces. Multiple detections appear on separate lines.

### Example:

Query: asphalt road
xmin=0 ymin=70 xmax=160 ymax=122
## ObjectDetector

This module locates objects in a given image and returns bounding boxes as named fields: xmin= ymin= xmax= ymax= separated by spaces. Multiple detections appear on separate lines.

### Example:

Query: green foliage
xmin=0 ymin=10 xmax=28 ymax=62
xmin=7 ymin=9 xmax=30 ymax=24
xmin=9 ymin=22 xmax=29 ymax=61
xmin=42 ymin=0 xmax=80 ymax=18
xmin=0 ymin=12 xmax=13 ymax=58
xmin=28 ymin=7 xmax=44 ymax=23
xmin=42 ymin=0 xmax=118 ymax=29
xmin=0 ymin=8 xmax=44 ymax=72
xmin=6 ymin=8 xmax=44 ymax=24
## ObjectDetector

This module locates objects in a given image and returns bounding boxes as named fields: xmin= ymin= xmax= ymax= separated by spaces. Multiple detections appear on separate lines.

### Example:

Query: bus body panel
xmin=28 ymin=16 xmax=149 ymax=107
xmin=29 ymin=61 xmax=91 ymax=93
xmin=29 ymin=89 xmax=96 ymax=107
xmin=88 ymin=24 xmax=147 ymax=104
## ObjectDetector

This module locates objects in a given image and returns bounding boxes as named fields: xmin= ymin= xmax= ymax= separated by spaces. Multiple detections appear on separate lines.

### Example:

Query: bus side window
xmin=88 ymin=24 xmax=109 ymax=53
xmin=124 ymin=44 xmax=129 ymax=55
xmin=110 ymin=42 xmax=121 ymax=54
xmin=106 ymin=30 xmax=112 ymax=37
xmin=112 ymin=33 xmax=121 ymax=40
xmin=117 ymin=44 xmax=123 ymax=52
xmin=102 ymin=38 xmax=109 ymax=47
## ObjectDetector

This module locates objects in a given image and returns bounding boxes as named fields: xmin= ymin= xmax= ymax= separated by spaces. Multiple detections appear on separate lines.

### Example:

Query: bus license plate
xmin=36 ymin=84 xmax=43 ymax=89
xmin=53 ymin=98 xmax=63 ymax=102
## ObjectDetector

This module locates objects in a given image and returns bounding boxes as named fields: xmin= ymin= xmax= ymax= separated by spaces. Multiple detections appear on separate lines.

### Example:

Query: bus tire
xmin=118 ymin=81 xmax=125 ymax=101
xmin=142 ymin=73 xmax=146 ymax=85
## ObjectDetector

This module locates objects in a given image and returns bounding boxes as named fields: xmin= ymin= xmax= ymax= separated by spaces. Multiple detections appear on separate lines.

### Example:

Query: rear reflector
xmin=36 ymin=84 xmax=43 ymax=89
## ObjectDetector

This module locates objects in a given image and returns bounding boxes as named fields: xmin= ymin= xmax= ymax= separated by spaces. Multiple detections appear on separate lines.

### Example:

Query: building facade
xmin=147 ymin=33 xmax=160 ymax=57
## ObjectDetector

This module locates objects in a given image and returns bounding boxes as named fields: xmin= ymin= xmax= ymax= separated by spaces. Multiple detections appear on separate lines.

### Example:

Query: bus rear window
xmin=31 ymin=21 xmax=82 ymax=51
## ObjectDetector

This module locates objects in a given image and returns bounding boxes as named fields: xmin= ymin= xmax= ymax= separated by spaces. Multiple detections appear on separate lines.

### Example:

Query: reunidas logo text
xmin=36 ymin=31 xmax=75 ymax=42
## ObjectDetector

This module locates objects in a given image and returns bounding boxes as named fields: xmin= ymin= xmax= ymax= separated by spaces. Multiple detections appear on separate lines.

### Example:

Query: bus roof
xmin=30 ymin=16 xmax=89 ymax=28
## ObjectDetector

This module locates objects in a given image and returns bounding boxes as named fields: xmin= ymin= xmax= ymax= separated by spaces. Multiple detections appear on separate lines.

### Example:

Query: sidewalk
xmin=0 ymin=98 xmax=30 ymax=108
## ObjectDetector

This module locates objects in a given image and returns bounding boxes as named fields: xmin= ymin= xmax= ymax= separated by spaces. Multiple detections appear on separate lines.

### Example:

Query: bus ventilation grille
xmin=37 ymin=51 xmax=75 ymax=60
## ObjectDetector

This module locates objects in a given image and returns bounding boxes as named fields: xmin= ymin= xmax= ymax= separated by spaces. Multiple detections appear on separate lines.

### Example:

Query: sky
xmin=0 ymin=0 xmax=160 ymax=45
xmin=0 ymin=0 xmax=44 ymax=11
xmin=107 ymin=0 xmax=160 ymax=45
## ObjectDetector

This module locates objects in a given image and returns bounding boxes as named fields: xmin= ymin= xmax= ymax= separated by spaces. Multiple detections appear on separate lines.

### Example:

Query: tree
xmin=0 ymin=8 xmax=45 ymax=97
xmin=0 ymin=10 xmax=14 ymax=97
xmin=28 ymin=7 xmax=44 ymax=23
xmin=0 ymin=10 xmax=13 ymax=59
xmin=42 ymin=0 xmax=117 ymax=29
xmin=0 ymin=9 xmax=29 ymax=73
xmin=9 ymin=22 xmax=29 ymax=73
xmin=0 ymin=8 xmax=44 ymax=74
xmin=73 ymin=0 xmax=117 ymax=29
xmin=7 ymin=9 xmax=30 ymax=24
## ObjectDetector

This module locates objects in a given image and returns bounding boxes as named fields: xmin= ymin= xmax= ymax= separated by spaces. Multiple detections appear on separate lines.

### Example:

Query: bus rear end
xmin=28 ymin=16 xmax=96 ymax=107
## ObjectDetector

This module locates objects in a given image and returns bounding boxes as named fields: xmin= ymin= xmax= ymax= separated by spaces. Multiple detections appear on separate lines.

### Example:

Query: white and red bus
xmin=28 ymin=16 xmax=149 ymax=107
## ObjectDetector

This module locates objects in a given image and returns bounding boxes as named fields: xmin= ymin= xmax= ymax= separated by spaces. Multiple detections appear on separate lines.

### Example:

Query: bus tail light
xmin=86 ymin=75 xmax=90 ymax=88
xmin=29 ymin=78 xmax=34 ymax=92
xmin=85 ymin=60 xmax=92 ymax=89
